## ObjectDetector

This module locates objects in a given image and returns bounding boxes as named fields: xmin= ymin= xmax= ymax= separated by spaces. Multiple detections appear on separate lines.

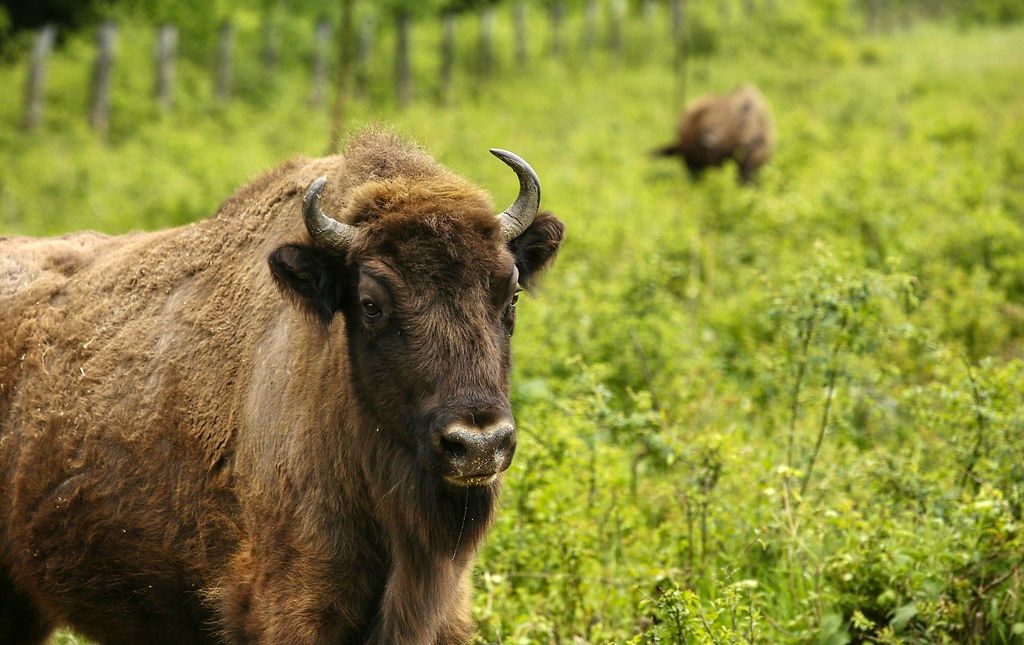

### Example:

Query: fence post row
xmin=88 ymin=21 xmax=117 ymax=138
xmin=23 ymin=24 xmax=56 ymax=131
xmin=155 ymin=24 xmax=178 ymax=111
xmin=310 ymin=18 xmax=332 ymax=107
xmin=18 ymin=2 xmax=905 ymax=132
xmin=216 ymin=20 xmax=234 ymax=103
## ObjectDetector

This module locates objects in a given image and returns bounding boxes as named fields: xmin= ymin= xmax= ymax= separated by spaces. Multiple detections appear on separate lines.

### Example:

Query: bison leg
xmin=738 ymin=156 xmax=765 ymax=185
xmin=0 ymin=573 xmax=52 ymax=645
xmin=736 ymin=140 xmax=769 ymax=185
xmin=738 ymin=163 xmax=756 ymax=185
xmin=685 ymin=159 xmax=707 ymax=181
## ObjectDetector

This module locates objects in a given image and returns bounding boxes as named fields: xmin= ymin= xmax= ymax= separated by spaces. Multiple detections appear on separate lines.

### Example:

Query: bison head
xmin=268 ymin=148 xmax=563 ymax=499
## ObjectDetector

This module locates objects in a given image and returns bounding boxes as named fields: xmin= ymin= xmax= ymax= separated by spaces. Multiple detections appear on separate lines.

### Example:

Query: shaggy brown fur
xmin=0 ymin=129 xmax=564 ymax=643
xmin=654 ymin=83 xmax=775 ymax=184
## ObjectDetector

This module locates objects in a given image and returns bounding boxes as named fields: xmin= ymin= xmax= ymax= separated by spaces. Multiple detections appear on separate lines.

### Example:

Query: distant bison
xmin=655 ymin=84 xmax=775 ymax=184
xmin=0 ymin=130 xmax=564 ymax=643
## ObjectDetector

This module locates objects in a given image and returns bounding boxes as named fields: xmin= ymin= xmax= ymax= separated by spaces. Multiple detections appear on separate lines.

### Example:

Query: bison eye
xmin=504 ymin=290 xmax=521 ymax=319
xmin=361 ymin=299 xmax=382 ymax=319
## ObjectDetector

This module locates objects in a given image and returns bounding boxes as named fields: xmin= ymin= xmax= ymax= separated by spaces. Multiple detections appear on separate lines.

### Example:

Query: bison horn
xmin=303 ymin=176 xmax=356 ymax=252
xmin=490 ymin=148 xmax=541 ymax=241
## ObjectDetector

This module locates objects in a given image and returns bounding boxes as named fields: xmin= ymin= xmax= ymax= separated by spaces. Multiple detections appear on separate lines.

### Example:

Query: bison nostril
xmin=440 ymin=435 xmax=467 ymax=461
xmin=498 ymin=433 xmax=513 ymax=454
xmin=437 ymin=421 xmax=515 ymax=478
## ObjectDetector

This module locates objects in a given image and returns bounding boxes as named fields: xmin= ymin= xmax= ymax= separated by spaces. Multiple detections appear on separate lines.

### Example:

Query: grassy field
xmin=4 ymin=4 xmax=1024 ymax=643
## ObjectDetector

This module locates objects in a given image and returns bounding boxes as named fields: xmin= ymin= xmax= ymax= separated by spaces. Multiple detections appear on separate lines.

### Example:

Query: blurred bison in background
xmin=654 ymin=84 xmax=775 ymax=184
xmin=0 ymin=130 xmax=564 ymax=643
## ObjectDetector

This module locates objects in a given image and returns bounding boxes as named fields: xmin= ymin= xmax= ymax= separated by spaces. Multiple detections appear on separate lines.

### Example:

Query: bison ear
xmin=268 ymin=243 xmax=348 ymax=325
xmin=508 ymin=211 xmax=565 ymax=291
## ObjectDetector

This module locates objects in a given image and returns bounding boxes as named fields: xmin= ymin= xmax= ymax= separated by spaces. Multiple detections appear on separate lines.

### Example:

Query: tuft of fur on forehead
xmin=349 ymin=177 xmax=498 ymax=241
xmin=347 ymin=177 xmax=508 ymax=289
xmin=321 ymin=134 xmax=507 ymax=287
xmin=342 ymin=130 xmax=494 ymax=221
xmin=347 ymin=178 xmax=496 ymax=232
xmin=324 ymin=130 xmax=504 ymax=266
xmin=340 ymin=129 xmax=484 ymax=187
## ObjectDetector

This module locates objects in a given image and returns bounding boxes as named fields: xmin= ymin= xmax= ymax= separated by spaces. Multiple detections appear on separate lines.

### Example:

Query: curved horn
xmin=303 ymin=176 xmax=356 ymax=252
xmin=490 ymin=148 xmax=541 ymax=241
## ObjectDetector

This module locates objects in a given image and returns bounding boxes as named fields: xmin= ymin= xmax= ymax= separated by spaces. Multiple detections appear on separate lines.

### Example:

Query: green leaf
xmin=819 ymin=613 xmax=851 ymax=645
xmin=891 ymin=603 xmax=918 ymax=631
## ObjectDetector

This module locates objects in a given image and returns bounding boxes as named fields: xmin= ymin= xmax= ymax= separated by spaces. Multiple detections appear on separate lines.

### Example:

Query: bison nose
xmin=437 ymin=420 xmax=516 ymax=485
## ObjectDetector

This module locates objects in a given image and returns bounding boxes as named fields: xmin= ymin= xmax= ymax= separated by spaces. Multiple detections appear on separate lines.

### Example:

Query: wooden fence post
xmin=640 ymin=0 xmax=656 ymax=60
xmin=642 ymin=0 xmax=656 ymax=31
xmin=719 ymin=0 xmax=731 ymax=23
xmin=548 ymin=2 xmax=565 ymax=57
xmin=88 ymin=21 xmax=117 ymax=139
xmin=513 ymin=1 xmax=527 ymax=66
xmin=310 ymin=18 xmax=332 ymax=106
xmin=439 ymin=11 xmax=455 ymax=105
xmin=582 ymin=0 xmax=598 ymax=53
xmin=671 ymin=0 xmax=688 ymax=108
xmin=607 ymin=0 xmax=623 ymax=57
xmin=355 ymin=15 xmax=374 ymax=100
xmin=260 ymin=8 xmax=278 ymax=72
xmin=216 ymin=20 xmax=235 ymax=103
xmin=671 ymin=0 xmax=684 ymax=46
xmin=329 ymin=0 xmax=355 ymax=151
xmin=155 ymin=24 xmax=178 ymax=112
xmin=478 ymin=7 xmax=495 ymax=79
xmin=395 ymin=9 xmax=413 ymax=108
xmin=23 ymin=24 xmax=56 ymax=131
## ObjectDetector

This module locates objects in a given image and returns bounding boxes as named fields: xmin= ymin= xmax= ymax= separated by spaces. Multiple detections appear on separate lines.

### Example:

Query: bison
xmin=0 ymin=130 xmax=564 ymax=643
xmin=654 ymin=84 xmax=775 ymax=184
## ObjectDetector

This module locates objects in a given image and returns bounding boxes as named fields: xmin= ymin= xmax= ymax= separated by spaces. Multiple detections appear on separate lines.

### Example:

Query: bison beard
xmin=0 ymin=130 xmax=564 ymax=643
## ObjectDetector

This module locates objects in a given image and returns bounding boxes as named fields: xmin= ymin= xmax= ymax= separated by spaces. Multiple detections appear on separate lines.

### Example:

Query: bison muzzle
xmin=0 ymin=130 xmax=564 ymax=643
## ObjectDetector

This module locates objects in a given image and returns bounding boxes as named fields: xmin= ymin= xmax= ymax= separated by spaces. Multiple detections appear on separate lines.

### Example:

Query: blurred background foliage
xmin=4 ymin=0 xmax=1024 ymax=643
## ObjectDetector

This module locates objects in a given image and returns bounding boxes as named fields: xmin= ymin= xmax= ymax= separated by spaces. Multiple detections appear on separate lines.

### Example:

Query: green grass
xmin=3 ymin=4 xmax=1024 ymax=643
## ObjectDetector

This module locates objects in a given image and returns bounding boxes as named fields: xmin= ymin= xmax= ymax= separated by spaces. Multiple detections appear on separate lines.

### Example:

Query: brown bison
xmin=654 ymin=84 xmax=775 ymax=184
xmin=0 ymin=130 xmax=564 ymax=643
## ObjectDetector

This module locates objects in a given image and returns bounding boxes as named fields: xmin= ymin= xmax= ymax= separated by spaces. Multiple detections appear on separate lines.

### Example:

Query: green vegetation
xmin=3 ymin=2 xmax=1024 ymax=642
